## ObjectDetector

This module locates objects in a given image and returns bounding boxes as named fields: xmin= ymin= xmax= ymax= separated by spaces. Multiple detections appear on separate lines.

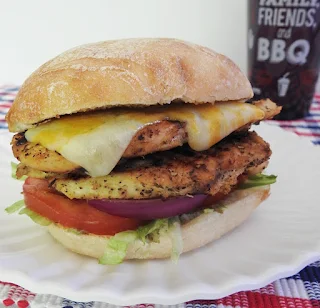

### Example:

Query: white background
xmin=0 ymin=0 xmax=248 ymax=84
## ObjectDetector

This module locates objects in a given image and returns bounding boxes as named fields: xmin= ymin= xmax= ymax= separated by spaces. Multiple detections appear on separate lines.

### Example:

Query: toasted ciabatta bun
xmin=48 ymin=186 xmax=269 ymax=260
xmin=7 ymin=38 xmax=253 ymax=132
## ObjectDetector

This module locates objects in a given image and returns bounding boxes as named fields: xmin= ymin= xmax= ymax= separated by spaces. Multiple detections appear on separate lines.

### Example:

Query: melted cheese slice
xmin=25 ymin=102 xmax=264 ymax=177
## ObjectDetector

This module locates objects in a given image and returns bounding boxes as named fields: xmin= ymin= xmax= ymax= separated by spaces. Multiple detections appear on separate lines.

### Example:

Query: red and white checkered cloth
xmin=1 ymin=85 xmax=320 ymax=308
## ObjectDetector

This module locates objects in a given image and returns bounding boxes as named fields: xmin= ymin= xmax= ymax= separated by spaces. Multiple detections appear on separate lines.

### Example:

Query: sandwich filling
xmin=23 ymin=101 xmax=265 ymax=177
xmin=8 ymin=99 xmax=280 ymax=263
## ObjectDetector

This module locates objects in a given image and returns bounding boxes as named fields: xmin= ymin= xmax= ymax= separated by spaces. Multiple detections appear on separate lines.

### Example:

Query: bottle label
xmin=248 ymin=0 xmax=320 ymax=119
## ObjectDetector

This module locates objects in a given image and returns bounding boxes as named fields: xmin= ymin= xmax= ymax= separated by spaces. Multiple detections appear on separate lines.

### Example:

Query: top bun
xmin=6 ymin=38 xmax=253 ymax=132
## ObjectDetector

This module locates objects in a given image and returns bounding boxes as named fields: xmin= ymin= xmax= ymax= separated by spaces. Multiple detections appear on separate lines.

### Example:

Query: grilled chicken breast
xmin=12 ymin=121 xmax=187 ymax=173
xmin=20 ymin=132 xmax=270 ymax=200
xmin=12 ymin=100 xmax=279 ymax=174
xmin=12 ymin=134 xmax=79 ymax=173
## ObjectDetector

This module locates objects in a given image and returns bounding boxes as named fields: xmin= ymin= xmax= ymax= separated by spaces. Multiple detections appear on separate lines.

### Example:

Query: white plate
xmin=0 ymin=123 xmax=320 ymax=305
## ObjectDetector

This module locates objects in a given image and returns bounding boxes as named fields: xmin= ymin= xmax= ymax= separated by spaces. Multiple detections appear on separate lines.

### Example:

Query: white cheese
xmin=25 ymin=102 xmax=264 ymax=177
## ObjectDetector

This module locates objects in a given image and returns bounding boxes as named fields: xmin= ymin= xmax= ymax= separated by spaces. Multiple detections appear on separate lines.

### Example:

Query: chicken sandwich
xmin=5 ymin=39 xmax=281 ymax=264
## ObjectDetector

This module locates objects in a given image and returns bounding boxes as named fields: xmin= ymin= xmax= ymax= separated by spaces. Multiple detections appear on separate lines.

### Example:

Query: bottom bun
xmin=48 ymin=186 xmax=270 ymax=260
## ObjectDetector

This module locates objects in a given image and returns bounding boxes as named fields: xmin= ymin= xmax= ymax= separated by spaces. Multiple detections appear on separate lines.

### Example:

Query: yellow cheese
xmin=25 ymin=102 xmax=264 ymax=177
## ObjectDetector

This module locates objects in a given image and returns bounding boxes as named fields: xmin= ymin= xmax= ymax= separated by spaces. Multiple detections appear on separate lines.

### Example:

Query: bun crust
xmin=7 ymin=38 xmax=253 ymax=132
xmin=48 ymin=186 xmax=270 ymax=261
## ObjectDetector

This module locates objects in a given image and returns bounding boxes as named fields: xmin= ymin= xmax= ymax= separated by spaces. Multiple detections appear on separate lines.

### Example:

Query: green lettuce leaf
xmin=18 ymin=208 xmax=52 ymax=226
xmin=11 ymin=162 xmax=27 ymax=181
xmin=203 ymin=204 xmax=226 ymax=214
xmin=5 ymin=200 xmax=51 ymax=226
xmin=5 ymin=200 xmax=25 ymax=214
xmin=136 ymin=218 xmax=169 ymax=243
xmin=239 ymin=173 xmax=277 ymax=189
xmin=214 ymin=204 xmax=226 ymax=214
xmin=99 ymin=218 xmax=178 ymax=265
xmin=169 ymin=218 xmax=183 ymax=263
xmin=65 ymin=228 xmax=85 ymax=235
xmin=203 ymin=208 xmax=214 ymax=214
xmin=5 ymin=199 xmax=50 ymax=227
xmin=99 ymin=231 xmax=137 ymax=265
xmin=6 ymin=201 xmax=87 ymax=233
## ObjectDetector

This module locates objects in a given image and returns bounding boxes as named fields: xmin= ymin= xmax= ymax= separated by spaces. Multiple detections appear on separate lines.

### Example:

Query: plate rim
xmin=1 ymin=124 xmax=320 ymax=305
xmin=1 ymin=253 xmax=320 ymax=305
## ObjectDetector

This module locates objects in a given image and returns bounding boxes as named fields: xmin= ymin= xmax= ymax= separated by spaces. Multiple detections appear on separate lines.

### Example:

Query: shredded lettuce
xmin=5 ymin=200 xmax=87 ymax=234
xmin=136 ymin=218 xmax=169 ymax=243
xmin=6 ymin=200 xmax=52 ymax=226
xmin=203 ymin=208 xmax=214 ymax=214
xmin=99 ymin=231 xmax=137 ymax=265
xmin=19 ymin=208 xmax=52 ymax=226
xmin=5 ymin=200 xmax=25 ymax=214
xmin=11 ymin=162 xmax=27 ymax=181
xmin=180 ymin=211 xmax=201 ymax=224
xmin=137 ymin=218 xmax=183 ymax=262
xmin=6 ymin=202 xmax=87 ymax=233
xmin=99 ymin=220 xmax=170 ymax=265
xmin=99 ymin=218 xmax=182 ymax=265
xmin=214 ymin=204 xmax=226 ymax=214
xmin=5 ymin=172 xmax=277 ymax=266
xmin=239 ymin=173 xmax=277 ymax=189
xmin=169 ymin=218 xmax=183 ymax=263
xmin=65 ymin=228 xmax=85 ymax=235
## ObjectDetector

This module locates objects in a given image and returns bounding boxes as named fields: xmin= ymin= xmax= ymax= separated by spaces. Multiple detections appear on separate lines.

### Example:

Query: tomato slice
xmin=23 ymin=178 xmax=143 ymax=235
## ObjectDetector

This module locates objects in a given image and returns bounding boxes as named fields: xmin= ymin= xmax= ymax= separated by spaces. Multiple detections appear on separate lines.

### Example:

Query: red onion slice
xmin=88 ymin=195 xmax=207 ymax=220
